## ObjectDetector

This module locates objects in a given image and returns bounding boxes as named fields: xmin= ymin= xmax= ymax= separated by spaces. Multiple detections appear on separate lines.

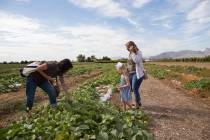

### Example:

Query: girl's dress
xmin=119 ymin=75 xmax=131 ymax=102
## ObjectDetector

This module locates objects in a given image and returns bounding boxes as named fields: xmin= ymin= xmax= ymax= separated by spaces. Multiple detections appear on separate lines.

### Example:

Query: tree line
xmin=154 ymin=56 xmax=210 ymax=62
xmin=1 ymin=61 xmax=34 ymax=64
xmin=0 ymin=55 xmax=113 ymax=64
xmin=76 ymin=54 xmax=111 ymax=62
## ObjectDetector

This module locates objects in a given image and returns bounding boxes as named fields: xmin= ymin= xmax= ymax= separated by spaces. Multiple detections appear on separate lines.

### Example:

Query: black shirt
xmin=31 ymin=61 xmax=63 ymax=85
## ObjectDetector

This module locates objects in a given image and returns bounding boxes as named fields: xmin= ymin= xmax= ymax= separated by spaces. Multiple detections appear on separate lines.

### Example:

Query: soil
xmin=142 ymin=76 xmax=210 ymax=140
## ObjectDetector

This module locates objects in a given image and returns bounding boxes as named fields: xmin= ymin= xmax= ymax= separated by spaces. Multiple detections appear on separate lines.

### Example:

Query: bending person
xmin=25 ymin=59 xmax=73 ymax=111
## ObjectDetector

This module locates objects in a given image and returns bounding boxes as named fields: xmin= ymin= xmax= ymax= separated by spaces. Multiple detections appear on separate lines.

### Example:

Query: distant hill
xmin=151 ymin=48 xmax=210 ymax=60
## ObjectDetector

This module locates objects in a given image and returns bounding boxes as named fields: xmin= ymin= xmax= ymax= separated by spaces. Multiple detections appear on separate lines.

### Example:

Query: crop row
xmin=0 ymin=73 xmax=24 ymax=93
xmin=0 ymin=63 xmax=103 ymax=94
xmin=0 ymin=64 xmax=153 ymax=140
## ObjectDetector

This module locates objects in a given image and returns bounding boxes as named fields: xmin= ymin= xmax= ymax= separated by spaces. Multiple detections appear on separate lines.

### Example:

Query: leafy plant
xmin=0 ymin=73 xmax=24 ymax=93
xmin=0 ymin=64 xmax=154 ymax=140
xmin=184 ymin=79 xmax=210 ymax=92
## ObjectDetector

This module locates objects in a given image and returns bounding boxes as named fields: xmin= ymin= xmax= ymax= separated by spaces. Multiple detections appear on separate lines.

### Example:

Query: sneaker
xmin=136 ymin=103 xmax=142 ymax=109
xmin=26 ymin=107 xmax=31 ymax=113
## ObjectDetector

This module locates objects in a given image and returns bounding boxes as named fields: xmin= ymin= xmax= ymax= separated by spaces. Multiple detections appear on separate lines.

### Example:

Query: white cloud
xmin=0 ymin=11 xmax=40 ymax=32
xmin=68 ymin=0 xmax=130 ymax=18
xmin=142 ymin=38 xmax=182 ymax=56
xmin=187 ymin=0 xmax=210 ymax=21
xmin=151 ymin=14 xmax=173 ymax=29
xmin=162 ymin=22 xmax=173 ymax=29
xmin=15 ymin=0 xmax=30 ymax=2
xmin=132 ymin=0 xmax=151 ymax=8
xmin=183 ymin=0 xmax=210 ymax=34
xmin=182 ymin=20 xmax=209 ymax=34
xmin=67 ymin=0 xmax=144 ymax=32
xmin=151 ymin=0 xmax=200 ymax=30
xmin=158 ymin=1 xmax=210 ymax=34
xmin=168 ymin=0 xmax=199 ymax=13
xmin=127 ymin=18 xmax=144 ymax=32
xmin=0 ymin=11 xmax=137 ymax=62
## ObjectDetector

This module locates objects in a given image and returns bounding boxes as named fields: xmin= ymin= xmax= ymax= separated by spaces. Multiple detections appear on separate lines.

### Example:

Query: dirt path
xmin=141 ymin=76 xmax=210 ymax=140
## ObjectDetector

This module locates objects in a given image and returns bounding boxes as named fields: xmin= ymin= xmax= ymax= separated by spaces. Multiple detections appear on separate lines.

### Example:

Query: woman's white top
xmin=130 ymin=50 xmax=144 ymax=79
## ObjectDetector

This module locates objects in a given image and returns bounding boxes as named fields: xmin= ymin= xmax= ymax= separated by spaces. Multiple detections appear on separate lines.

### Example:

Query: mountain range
xmin=150 ymin=48 xmax=210 ymax=60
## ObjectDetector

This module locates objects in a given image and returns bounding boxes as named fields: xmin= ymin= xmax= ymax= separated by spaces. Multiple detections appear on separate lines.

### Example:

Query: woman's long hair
xmin=125 ymin=41 xmax=139 ymax=54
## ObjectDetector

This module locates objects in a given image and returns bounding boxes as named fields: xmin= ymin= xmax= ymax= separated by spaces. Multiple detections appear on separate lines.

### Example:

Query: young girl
xmin=116 ymin=62 xmax=132 ymax=111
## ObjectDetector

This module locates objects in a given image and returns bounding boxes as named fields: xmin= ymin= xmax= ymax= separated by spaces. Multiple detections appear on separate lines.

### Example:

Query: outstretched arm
xmin=59 ymin=76 xmax=68 ymax=93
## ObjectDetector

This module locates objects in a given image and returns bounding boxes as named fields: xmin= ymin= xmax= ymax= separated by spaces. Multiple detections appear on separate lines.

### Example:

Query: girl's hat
xmin=115 ymin=62 xmax=123 ymax=70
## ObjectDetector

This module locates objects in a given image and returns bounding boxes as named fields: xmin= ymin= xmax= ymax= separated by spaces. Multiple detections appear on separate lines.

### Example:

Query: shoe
xmin=136 ymin=103 xmax=142 ymax=109
xmin=26 ymin=107 xmax=31 ymax=113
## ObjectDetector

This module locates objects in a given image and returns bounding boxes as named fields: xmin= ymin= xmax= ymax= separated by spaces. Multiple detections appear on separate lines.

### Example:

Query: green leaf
xmin=110 ymin=129 xmax=117 ymax=136
xmin=77 ymin=124 xmax=90 ymax=130
xmin=97 ymin=132 xmax=109 ymax=140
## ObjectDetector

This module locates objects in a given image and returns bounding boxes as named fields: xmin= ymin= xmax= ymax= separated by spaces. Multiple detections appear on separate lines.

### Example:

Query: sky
xmin=0 ymin=0 xmax=210 ymax=62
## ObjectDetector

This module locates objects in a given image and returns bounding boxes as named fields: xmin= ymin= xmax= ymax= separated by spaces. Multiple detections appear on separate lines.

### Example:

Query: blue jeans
xmin=129 ymin=73 xmax=144 ymax=105
xmin=26 ymin=76 xmax=57 ymax=110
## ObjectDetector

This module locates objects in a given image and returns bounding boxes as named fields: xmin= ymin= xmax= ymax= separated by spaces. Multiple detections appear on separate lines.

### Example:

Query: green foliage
xmin=68 ymin=64 xmax=102 ymax=76
xmin=0 ymin=64 xmax=153 ymax=140
xmin=184 ymin=79 xmax=210 ymax=92
xmin=0 ymin=73 xmax=24 ymax=93
xmin=145 ymin=64 xmax=168 ymax=79
xmin=169 ymin=65 xmax=203 ymax=75
xmin=154 ymin=55 xmax=210 ymax=62
xmin=0 ymin=64 xmax=26 ymax=93
xmin=77 ymin=54 xmax=86 ymax=62
xmin=150 ymin=69 xmax=167 ymax=79
xmin=145 ymin=63 xmax=210 ymax=79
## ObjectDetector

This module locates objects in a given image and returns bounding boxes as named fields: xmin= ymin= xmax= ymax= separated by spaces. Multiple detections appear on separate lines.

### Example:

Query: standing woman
xmin=125 ymin=41 xmax=145 ymax=109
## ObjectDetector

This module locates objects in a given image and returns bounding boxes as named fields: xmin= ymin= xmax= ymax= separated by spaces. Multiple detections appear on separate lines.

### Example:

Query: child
xmin=116 ymin=62 xmax=132 ymax=111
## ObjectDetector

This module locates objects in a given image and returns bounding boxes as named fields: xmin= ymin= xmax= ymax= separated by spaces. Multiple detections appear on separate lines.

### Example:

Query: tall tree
xmin=77 ymin=54 xmax=86 ymax=62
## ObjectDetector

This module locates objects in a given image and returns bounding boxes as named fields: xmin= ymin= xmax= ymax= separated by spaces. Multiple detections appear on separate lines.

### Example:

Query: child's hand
xmin=116 ymin=85 xmax=120 ymax=91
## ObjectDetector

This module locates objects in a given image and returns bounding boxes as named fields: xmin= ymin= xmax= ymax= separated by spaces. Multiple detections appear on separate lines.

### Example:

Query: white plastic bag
xmin=100 ymin=85 xmax=113 ymax=102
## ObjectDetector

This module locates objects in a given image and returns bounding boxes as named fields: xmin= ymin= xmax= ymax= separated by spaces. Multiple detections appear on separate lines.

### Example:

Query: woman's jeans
xmin=129 ymin=73 xmax=144 ymax=105
xmin=26 ymin=76 xmax=57 ymax=110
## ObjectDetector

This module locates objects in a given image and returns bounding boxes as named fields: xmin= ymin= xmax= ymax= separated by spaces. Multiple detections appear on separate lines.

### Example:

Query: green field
xmin=0 ymin=63 xmax=154 ymax=140
xmin=0 ymin=63 xmax=103 ymax=94
xmin=2 ymin=62 xmax=209 ymax=139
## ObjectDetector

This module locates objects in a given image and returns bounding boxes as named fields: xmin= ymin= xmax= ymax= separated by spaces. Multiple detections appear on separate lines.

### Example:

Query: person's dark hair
xmin=125 ymin=41 xmax=139 ymax=54
xmin=58 ymin=59 xmax=73 ymax=74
